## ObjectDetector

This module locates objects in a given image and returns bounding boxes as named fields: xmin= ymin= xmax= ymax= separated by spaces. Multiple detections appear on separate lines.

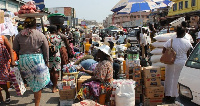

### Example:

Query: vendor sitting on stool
xmin=77 ymin=45 xmax=113 ymax=105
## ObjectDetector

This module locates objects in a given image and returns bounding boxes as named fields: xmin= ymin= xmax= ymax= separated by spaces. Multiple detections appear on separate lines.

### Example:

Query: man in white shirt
xmin=181 ymin=21 xmax=194 ymax=43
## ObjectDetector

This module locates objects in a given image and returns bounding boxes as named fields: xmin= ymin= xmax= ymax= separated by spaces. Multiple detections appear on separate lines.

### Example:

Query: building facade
xmin=168 ymin=0 xmax=200 ymax=16
xmin=112 ymin=11 xmax=150 ymax=27
xmin=0 ymin=0 xmax=25 ymax=12
xmin=103 ymin=14 xmax=113 ymax=28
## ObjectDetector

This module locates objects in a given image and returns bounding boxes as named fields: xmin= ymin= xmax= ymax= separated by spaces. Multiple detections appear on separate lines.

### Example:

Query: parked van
xmin=178 ymin=42 xmax=200 ymax=105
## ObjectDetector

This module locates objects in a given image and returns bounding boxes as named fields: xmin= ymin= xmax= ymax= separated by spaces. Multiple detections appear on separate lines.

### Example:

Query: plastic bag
xmin=150 ymin=48 xmax=163 ymax=55
xmin=115 ymin=80 xmax=135 ymax=106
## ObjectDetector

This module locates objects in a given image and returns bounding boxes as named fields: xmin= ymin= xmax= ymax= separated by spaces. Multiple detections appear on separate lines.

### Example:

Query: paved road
xmin=1 ymin=86 xmax=60 ymax=106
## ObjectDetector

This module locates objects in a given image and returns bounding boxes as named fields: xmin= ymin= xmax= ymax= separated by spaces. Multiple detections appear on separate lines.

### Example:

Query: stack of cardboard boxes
xmin=58 ymin=76 xmax=76 ymax=106
xmin=143 ymin=66 xmax=164 ymax=106
xmin=132 ymin=66 xmax=143 ymax=104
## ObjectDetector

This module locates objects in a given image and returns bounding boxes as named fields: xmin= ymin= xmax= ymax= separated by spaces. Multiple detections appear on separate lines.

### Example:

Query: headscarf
xmin=20 ymin=17 xmax=36 ymax=36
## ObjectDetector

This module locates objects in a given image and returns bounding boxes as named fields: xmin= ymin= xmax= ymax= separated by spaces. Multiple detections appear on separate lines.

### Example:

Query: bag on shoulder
xmin=160 ymin=39 xmax=176 ymax=64
xmin=47 ymin=35 xmax=58 ymax=56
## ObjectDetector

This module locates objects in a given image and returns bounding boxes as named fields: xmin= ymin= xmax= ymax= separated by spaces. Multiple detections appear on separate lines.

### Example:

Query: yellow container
xmin=85 ymin=43 xmax=91 ymax=53
xmin=160 ymin=67 xmax=165 ymax=81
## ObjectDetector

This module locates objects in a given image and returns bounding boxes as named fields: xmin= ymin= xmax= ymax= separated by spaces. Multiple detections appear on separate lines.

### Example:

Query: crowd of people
xmin=1 ymin=15 xmax=200 ymax=106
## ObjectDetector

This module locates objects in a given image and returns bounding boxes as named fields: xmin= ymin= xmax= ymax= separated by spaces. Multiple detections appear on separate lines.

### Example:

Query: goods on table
xmin=62 ymin=64 xmax=80 ymax=73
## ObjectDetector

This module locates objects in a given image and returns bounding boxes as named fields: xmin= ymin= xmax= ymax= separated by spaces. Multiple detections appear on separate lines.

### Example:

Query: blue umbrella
xmin=153 ymin=0 xmax=173 ymax=8
xmin=111 ymin=0 xmax=129 ymax=12
xmin=117 ymin=0 xmax=158 ymax=14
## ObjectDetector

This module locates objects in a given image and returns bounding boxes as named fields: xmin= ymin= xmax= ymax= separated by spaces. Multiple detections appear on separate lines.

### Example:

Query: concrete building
xmin=0 ymin=0 xmax=25 ymax=12
xmin=48 ymin=7 xmax=77 ymax=27
xmin=112 ymin=11 xmax=150 ymax=27
xmin=81 ymin=20 xmax=98 ymax=26
xmin=103 ymin=14 xmax=113 ymax=28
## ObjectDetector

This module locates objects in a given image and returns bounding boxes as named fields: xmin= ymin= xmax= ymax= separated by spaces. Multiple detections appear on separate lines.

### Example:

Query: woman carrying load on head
xmin=13 ymin=17 xmax=50 ymax=106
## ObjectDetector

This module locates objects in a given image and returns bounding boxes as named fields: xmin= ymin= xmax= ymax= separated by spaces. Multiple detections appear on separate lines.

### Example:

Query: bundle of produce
xmin=14 ymin=1 xmax=40 ymax=15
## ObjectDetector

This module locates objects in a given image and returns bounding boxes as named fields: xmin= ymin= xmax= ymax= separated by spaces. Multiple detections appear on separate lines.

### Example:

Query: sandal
xmin=5 ymin=98 xmax=10 ymax=104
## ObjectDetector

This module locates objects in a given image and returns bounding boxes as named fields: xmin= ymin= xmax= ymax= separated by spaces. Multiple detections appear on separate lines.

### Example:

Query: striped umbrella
xmin=117 ymin=0 xmax=158 ymax=14
xmin=111 ymin=0 xmax=129 ymax=12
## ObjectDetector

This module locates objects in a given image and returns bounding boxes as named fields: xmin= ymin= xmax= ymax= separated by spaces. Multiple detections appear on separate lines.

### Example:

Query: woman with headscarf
xmin=77 ymin=45 xmax=113 ymax=104
xmin=0 ymin=35 xmax=15 ymax=104
xmin=163 ymin=26 xmax=193 ymax=103
xmin=13 ymin=17 xmax=50 ymax=106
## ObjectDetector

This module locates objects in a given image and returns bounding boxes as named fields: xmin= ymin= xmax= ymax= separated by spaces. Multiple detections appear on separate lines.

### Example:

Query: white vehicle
xmin=178 ymin=43 xmax=200 ymax=105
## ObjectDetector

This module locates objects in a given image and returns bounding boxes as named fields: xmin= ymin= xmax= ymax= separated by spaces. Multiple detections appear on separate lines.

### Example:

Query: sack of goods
xmin=142 ymin=66 xmax=164 ymax=106
xmin=112 ymin=79 xmax=136 ymax=106
xmin=150 ymin=32 xmax=176 ymax=68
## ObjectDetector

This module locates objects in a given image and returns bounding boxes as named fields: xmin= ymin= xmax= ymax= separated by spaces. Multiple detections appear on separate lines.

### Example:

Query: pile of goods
xmin=62 ymin=64 xmax=80 ymax=73
xmin=58 ymin=76 xmax=76 ymax=106
xmin=14 ymin=1 xmax=40 ymax=15
xmin=143 ymin=66 xmax=164 ymax=106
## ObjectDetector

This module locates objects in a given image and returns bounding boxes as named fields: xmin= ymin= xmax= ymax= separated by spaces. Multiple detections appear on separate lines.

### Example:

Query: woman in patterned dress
xmin=47 ymin=25 xmax=62 ymax=93
xmin=77 ymin=45 xmax=113 ymax=104
xmin=13 ymin=17 xmax=50 ymax=106
xmin=0 ymin=35 xmax=15 ymax=104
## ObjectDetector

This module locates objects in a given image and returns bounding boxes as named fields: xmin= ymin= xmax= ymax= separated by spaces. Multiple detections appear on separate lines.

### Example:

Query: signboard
xmin=81 ymin=21 xmax=86 ymax=26
xmin=33 ymin=0 xmax=45 ymax=10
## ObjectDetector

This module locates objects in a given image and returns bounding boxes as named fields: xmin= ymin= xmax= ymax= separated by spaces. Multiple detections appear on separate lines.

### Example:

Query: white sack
xmin=150 ymin=48 xmax=163 ymax=55
xmin=154 ymin=32 xmax=176 ymax=42
xmin=151 ymin=55 xmax=162 ymax=63
xmin=152 ymin=62 xmax=166 ymax=67
xmin=151 ymin=41 xmax=166 ymax=48
xmin=115 ymin=80 xmax=135 ymax=106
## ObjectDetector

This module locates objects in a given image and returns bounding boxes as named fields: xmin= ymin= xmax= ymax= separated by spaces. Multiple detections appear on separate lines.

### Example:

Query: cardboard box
xmin=134 ymin=79 xmax=141 ymax=86
xmin=145 ymin=86 xmax=164 ymax=98
xmin=143 ymin=96 xmax=163 ymax=106
xmin=0 ymin=10 xmax=4 ymax=24
xmin=135 ymin=85 xmax=143 ymax=94
xmin=135 ymin=93 xmax=141 ymax=104
xmin=133 ymin=72 xmax=141 ymax=80
xmin=59 ymin=88 xmax=76 ymax=100
xmin=143 ymin=66 xmax=161 ymax=78
xmin=60 ymin=99 xmax=74 ymax=106
xmin=144 ymin=77 xmax=161 ymax=87
xmin=133 ymin=66 xmax=141 ymax=73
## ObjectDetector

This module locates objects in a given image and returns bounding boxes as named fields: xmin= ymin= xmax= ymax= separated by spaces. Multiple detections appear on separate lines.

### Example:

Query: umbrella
xmin=117 ymin=0 xmax=158 ymax=14
xmin=153 ymin=0 xmax=173 ymax=8
xmin=111 ymin=0 xmax=129 ymax=12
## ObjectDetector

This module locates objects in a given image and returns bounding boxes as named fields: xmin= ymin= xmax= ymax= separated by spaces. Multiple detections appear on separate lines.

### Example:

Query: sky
xmin=23 ymin=0 xmax=120 ymax=22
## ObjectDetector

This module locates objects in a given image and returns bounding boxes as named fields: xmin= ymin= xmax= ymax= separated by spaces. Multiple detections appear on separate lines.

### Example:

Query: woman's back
xmin=164 ymin=38 xmax=192 ymax=64
xmin=14 ymin=29 xmax=47 ymax=55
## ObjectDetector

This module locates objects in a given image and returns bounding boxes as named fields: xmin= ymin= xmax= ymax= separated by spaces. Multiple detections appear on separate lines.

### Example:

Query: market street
xmin=1 ymin=86 xmax=60 ymax=106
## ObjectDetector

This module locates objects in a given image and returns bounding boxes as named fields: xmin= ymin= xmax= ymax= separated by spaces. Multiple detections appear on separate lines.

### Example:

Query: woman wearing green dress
xmin=47 ymin=25 xmax=62 ymax=93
